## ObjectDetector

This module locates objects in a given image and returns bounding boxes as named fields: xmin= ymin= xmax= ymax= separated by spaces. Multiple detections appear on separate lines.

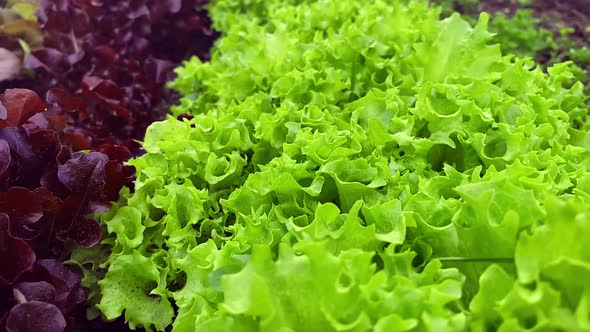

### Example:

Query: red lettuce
xmin=0 ymin=1 xmax=217 ymax=330
xmin=24 ymin=0 xmax=217 ymax=153
xmin=0 ymin=89 xmax=130 ymax=332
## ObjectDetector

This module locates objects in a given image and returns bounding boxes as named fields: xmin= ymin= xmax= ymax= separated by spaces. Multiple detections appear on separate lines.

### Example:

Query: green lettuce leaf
xmin=79 ymin=0 xmax=590 ymax=330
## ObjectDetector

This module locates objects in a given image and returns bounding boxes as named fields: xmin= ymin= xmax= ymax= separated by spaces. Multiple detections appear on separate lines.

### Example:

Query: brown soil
xmin=530 ymin=0 xmax=590 ymax=46
xmin=478 ymin=0 xmax=521 ymax=16
xmin=480 ymin=0 xmax=590 ymax=48
xmin=447 ymin=0 xmax=590 ymax=50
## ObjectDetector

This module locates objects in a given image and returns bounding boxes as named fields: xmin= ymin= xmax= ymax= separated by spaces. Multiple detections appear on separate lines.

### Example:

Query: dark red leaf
xmin=97 ymin=144 xmax=131 ymax=163
xmin=0 ymin=99 xmax=7 ymax=121
xmin=103 ymin=160 xmax=128 ymax=201
xmin=81 ymin=76 xmax=124 ymax=104
xmin=145 ymin=58 xmax=174 ymax=84
xmin=34 ymin=259 xmax=86 ymax=312
xmin=35 ymin=260 xmax=80 ymax=293
xmin=33 ymin=187 xmax=63 ymax=215
xmin=89 ymin=0 xmax=104 ymax=6
xmin=66 ymin=51 xmax=85 ymax=66
xmin=15 ymin=281 xmax=56 ymax=302
xmin=0 ymin=139 xmax=10 ymax=175
xmin=55 ymin=195 xmax=106 ymax=243
xmin=60 ymin=129 xmax=93 ymax=151
xmin=0 ymin=1 xmax=218 ymax=329
xmin=0 ymin=213 xmax=35 ymax=286
xmin=67 ymin=216 xmax=101 ymax=248
xmin=0 ymin=127 xmax=41 ymax=188
xmin=0 ymin=187 xmax=43 ymax=228
xmin=25 ymin=108 xmax=67 ymax=133
xmin=40 ymin=168 xmax=70 ymax=200
xmin=55 ymin=146 xmax=72 ymax=165
xmin=46 ymin=88 xmax=85 ymax=112
xmin=26 ymin=0 xmax=218 ymax=157
xmin=6 ymin=301 xmax=66 ymax=332
xmin=0 ymin=89 xmax=47 ymax=128
xmin=57 ymin=152 xmax=107 ymax=195
xmin=93 ymin=45 xmax=118 ymax=65
xmin=28 ymin=130 xmax=61 ymax=163
xmin=127 ymin=3 xmax=150 ymax=19
xmin=163 ymin=0 xmax=182 ymax=13
xmin=26 ymin=48 xmax=69 ymax=73
xmin=21 ymin=113 xmax=51 ymax=134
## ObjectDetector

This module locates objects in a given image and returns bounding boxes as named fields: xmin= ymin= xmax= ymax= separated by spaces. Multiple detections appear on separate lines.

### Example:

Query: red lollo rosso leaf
xmin=55 ymin=195 xmax=104 ymax=245
xmin=0 ymin=127 xmax=38 ymax=188
xmin=0 ymin=187 xmax=43 ymax=230
xmin=8 ymin=260 xmax=87 ymax=325
xmin=97 ymin=144 xmax=132 ymax=163
xmin=0 ymin=139 xmax=10 ymax=175
xmin=93 ymin=45 xmax=118 ymax=67
xmin=126 ymin=2 xmax=150 ymax=19
xmin=24 ymin=111 xmax=67 ymax=135
xmin=0 ymin=89 xmax=46 ymax=129
xmin=14 ymin=281 xmax=56 ymax=303
xmin=67 ymin=216 xmax=101 ymax=248
xmin=55 ymin=146 xmax=72 ymax=166
xmin=0 ymin=213 xmax=36 ymax=286
xmin=57 ymin=152 xmax=108 ymax=196
xmin=26 ymin=49 xmax=85 ymax=75
xmin=144 ymin=58 xmax=175 ymax=85
xmin=103 ymin=160 xmax=129 ymax=201
xmin=0 ymin=88 xmax=130 ymax=330
xmin=35 ymin=260 xmax=81 ymax=300
xmin=81 ymin=76 xmax=124 ymax=104
xmin=0 ymin=99 xmax=6 ymax=121
xmin=45 ymin=88 xmax=85 ymax=113
xmin=163 ymin=0 xmax=183 ymax=13
xmin=60 ymin=129 xmax=93 ymax=152
xmin=6 ymin=301 xmax=66 ymax=332
xmin=0 ymin=126 xmax=63 ymax=190
xmin=27 ymin=130 xmax=61 ymax=164
xmin=23 ymin=192 xmax=62 ymax=257
xmin=25 ymin=48 xmax=69 ymax=73
xmin=23 ymin=0 xmax=218 ymax=161
xmin=34 ymin=259 xmax=86 ymax=314
xmin=2 ymin=0 xmax=217 ymax=329
xmin=40 ymin=168 xmax=70 ymax=201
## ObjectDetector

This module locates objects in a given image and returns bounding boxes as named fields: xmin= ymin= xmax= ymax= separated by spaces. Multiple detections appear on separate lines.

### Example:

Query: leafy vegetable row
xmin=79 ymin=0 xmax=590 ymax=331
xmin=27 ymin=0 xmax=217 ymax=153
xmin=0 ymin=88 xmax=129 ymax=332
xmin=1 ymin=1 xmax=217 ymax=331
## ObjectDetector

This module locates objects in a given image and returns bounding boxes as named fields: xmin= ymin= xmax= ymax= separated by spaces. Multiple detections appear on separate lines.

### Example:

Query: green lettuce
xmin=75 ymin=0 xmax=590 ymax=330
